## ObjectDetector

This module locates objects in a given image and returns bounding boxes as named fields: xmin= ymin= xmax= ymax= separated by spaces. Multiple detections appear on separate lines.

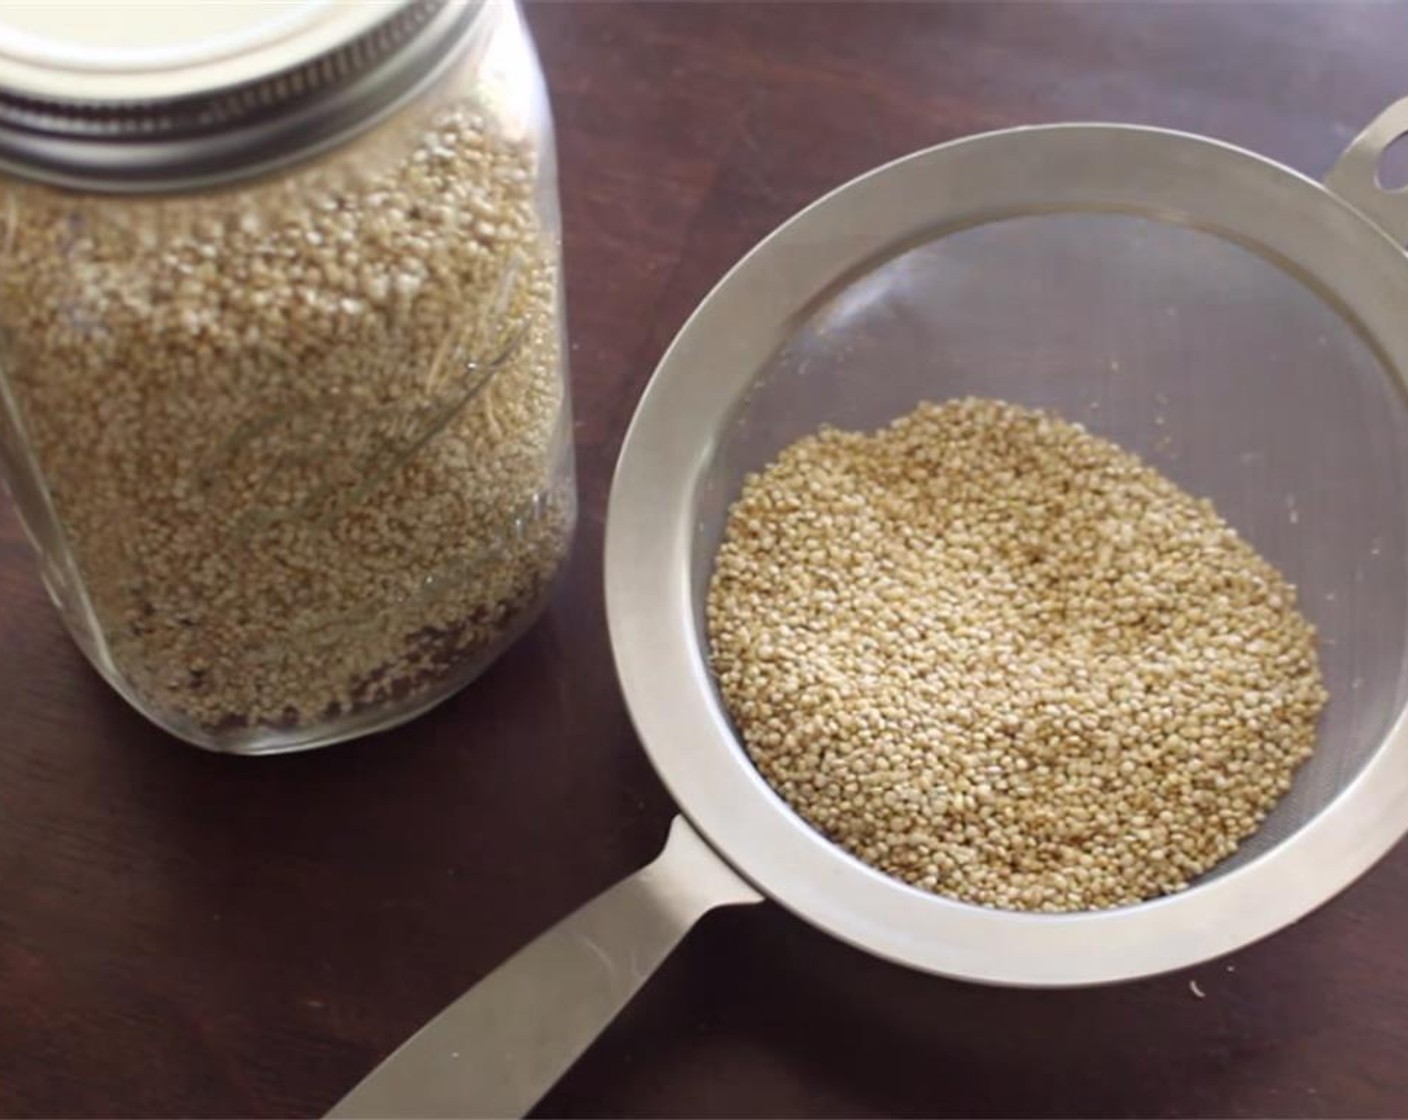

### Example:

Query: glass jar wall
xmin=0 ymin=0 xmax=575 ymax=753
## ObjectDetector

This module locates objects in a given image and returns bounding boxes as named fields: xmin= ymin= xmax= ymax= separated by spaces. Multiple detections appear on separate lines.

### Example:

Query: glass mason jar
xmin=0 ymin=1 xmax=576 ymax=753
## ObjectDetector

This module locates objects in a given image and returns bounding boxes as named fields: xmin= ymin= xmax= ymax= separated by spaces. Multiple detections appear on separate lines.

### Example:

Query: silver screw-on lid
xmin=0 ymin=0 xmax=483 ymax=193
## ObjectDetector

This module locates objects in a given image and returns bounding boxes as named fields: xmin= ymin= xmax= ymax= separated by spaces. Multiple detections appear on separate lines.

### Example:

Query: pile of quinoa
xmin=0 ymin=103 xmax=571 ymax=742
xmin=707 ymin=398 xmax=1326 ymax=911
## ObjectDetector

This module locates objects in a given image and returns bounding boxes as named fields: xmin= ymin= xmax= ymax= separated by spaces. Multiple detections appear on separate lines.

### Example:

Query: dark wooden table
xmin=3 ymin=3 xmax=1408 ymax=1116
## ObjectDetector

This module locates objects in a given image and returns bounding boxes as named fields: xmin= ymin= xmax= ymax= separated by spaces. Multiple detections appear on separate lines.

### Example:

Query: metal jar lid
xmin=0 ymin=0 xmax=483 ymax=194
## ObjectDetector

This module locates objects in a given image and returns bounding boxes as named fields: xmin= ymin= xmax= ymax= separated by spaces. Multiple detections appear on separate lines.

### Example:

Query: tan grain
xmin=707 ymin=398 xmax=1326 ymax=911
xmin=0 ymin=104 xmax=571 ymax=742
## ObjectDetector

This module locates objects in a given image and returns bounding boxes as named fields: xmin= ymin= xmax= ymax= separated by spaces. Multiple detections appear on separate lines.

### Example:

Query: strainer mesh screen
xmin=691 ymin=212 xmax=1408 ymax=883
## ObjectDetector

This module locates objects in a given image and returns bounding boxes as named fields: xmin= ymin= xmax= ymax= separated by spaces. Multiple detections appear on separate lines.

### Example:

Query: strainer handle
xmin=324 ymin=817 xmax=762 ymax=1119
xmin=1326 ymin=96 xmax=1408 ymax=244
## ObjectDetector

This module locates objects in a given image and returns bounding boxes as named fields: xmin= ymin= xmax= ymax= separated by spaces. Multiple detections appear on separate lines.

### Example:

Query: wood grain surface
xmin=3 ymin=3 xmax=1408 ymax=1116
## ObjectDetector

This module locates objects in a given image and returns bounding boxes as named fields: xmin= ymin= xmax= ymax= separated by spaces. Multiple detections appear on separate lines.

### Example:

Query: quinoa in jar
xmin=0 ymin=0 xmax=575 ymax=752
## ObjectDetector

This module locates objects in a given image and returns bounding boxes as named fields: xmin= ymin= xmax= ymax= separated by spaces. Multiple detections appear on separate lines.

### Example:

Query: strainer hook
xmin=1326 ymin=96 xmax=1408 ymax=245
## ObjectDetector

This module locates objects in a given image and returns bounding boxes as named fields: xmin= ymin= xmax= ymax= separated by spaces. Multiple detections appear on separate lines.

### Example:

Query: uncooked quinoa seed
xmin=1 ymin=104 xmax=571 ymax=738
xmin=707 ymin=398 xmax=1327 ymax=912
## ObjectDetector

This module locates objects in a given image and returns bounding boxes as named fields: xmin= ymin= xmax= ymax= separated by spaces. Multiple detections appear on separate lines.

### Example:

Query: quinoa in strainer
xmin=706 ymin=397 xmax=1327 ymax=912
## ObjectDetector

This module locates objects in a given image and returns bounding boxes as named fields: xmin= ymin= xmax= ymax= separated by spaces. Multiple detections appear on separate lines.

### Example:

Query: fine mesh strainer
xmin=329 ymin=100 xmax=1408 ymax=1119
